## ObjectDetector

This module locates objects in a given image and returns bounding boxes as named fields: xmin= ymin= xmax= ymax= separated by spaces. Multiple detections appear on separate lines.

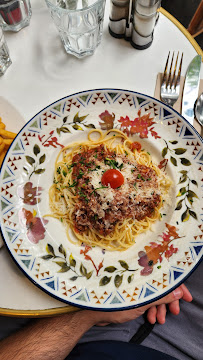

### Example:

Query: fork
xmin=160 ymin=51 xmax=183 ymax=107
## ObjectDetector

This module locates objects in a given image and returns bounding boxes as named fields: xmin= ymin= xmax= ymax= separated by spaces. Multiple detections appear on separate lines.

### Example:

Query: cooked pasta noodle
xmin=47 ymin=129 xmax=172 ymax=251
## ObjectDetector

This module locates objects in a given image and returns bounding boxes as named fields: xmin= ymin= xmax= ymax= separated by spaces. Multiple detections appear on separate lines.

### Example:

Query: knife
xmin=181 ymin=55 xmax=202 ymax=125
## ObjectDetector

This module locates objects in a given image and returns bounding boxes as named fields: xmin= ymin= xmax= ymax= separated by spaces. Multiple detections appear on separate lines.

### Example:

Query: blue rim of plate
xmin=0 ymin=88 xmax=202 ymax=312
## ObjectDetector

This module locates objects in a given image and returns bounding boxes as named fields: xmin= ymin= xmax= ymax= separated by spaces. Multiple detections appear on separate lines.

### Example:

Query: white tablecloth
xmin=0 ymin=0 xmax=202 ymax=314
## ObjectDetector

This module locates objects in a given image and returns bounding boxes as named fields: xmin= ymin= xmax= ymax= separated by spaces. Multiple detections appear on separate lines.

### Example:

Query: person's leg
xmin=67 ymin=340 xmax=179 ymax=360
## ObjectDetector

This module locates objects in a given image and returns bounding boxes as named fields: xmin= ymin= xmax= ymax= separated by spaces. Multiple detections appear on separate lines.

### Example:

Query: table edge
xmin=0 ymin=7 xmax=202 ymax=318
xmin=159 ymin=8 xmax=203 ymax=59
xmin=0 ymin=306 xmax=79 ymax=318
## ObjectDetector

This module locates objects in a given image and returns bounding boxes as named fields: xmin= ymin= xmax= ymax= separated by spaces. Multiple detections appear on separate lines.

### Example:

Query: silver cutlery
xmin=195 ymin=92 xmax=203 ymax=126
xmin=160 ymin=51 xmax=183 ymax=107
xmin=181 ymin=55 xmax=202 ymax=125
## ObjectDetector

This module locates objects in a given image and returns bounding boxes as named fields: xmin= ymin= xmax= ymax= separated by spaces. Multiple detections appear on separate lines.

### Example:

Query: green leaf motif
xmin=60 ymin=127 xmax=70 ymax=133
xmin=178 ymin=174 xmax=187 ymax=184
xmin=128 ymin=274 xmax=134 ymax=283
xmin=170 ymin=156 xmax=177 ymax=166
xmin=114 ymin=274 xmax=123 ymax=288
xmin=73 ymin=112 xmax=88 ymax=123
xmin=54 ymin=261 xmax=68 ymax=267
xmin=175 ymin=199 xmax=183 ymax=210
xmin=86 ymin=271 xmax=93 ymax=280
xmin=187 ymin=190 xmax=198 ymax=199
xmin=59 ymin=244 xmax=67 ymax=258
xmin=119 ymin=260 xmax=129 ymax=270
xmin=57 ymin=265 xmax=71 ymax=273
xmin=70 ymin=276 xmax=78 ymax=281
xmin=72 ymin=124 xmax=84 ymax=131
xmin=63 ymin=116 xmax=68 ymax=124
xmin=162 ymin=147 xmax=168 ymax=158
xmin=191 ymin=180 xmax=198 ymax=186
xmin=46 ymin=244 xmax=55 ymax=256
xmin=189 ymin=210 xmax=197 ymax=220
xmin=181 ymin=209 xmax=190 ymax=222
xmin=180 ymin=158 xmax=191 ymax=166
xmin=84 ymin=124 xmax=96 ymax=129
xmin=80 ymin=263 xmax=87 ymax=276
xmin=104 ymin=266 xmax=117 ymax=273
xmin=33 ymin=144 xmax=40 ymax=156
xmin=39 ymin=154 xmax=46 ymax=164
xmin=26 ymin=155 xmax=35 ymax=165
xmin=69 ymin=257 xmax=76 ymax=268
xmin=174 ymin=148 xmax=187 ymax=155
xmin=99 ymin=276 xmax=111 ymax=286
xmin=41 ymin=254 xmax=53 ymax=260
xmin=169 ymin=140 xmax=178 ymax=144
xmin=23 ymin=167 xmax=28 ymax=174
xmin=34 ymin=169 xmax=45 ymax=174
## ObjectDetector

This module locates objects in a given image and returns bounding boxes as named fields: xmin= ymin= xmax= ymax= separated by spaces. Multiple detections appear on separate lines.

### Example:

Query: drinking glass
xmin=0 ymin=0 xmax=32 ymax=32
xmin=45 ymin=0 xmax=106 ymax=58
xmin=0 ymin=26 xmax=12 ymax=75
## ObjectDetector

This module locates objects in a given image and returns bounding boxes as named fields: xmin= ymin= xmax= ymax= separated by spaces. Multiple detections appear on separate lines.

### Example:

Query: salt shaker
xmin=109 ymin=0 xmax=132 ymax=39
xmin=131 ymin=0 xmax=161 ymax=49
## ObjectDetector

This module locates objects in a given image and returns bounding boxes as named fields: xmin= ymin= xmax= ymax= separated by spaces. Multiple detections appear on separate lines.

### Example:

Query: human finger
xmin=147 ymin=305 xmax=157 ymax=324
xmin=168 ymin=300 xmax=180 ymax=315
xmin=180 ymin=284 xmax=193 ymax=302
xmin=144 ymin=287 xmax=183 ymax=311
xmin=156 ymin=304 xmax=167 ymax=324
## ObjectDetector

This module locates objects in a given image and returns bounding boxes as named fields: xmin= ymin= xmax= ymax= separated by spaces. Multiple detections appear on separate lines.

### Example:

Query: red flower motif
xmin=118 ymin=112 xmax=156 ymax=138
xmin=138 ymin=223 xmax=180 ymax=276
xmin=99 ymin=110 xmax=115 ymax=130
xmin=138 ymin=251 xmax=153 ymax=276
xmin=18 ymin=182 xmax=42 ymax=205
xmin=19 ymin=208 xmax=48 ymax=244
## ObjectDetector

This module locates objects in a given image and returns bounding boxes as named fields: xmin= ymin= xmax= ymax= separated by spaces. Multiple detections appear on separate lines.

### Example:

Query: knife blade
xmin=181 ymin=55 xmax=202 ymax=125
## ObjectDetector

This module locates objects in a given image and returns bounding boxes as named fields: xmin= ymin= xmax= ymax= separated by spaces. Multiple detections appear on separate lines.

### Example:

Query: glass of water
xmin=45 ymin=0 xmax=106 ymax=58
xmin=0 ymin=26 xmax=12 ymax=76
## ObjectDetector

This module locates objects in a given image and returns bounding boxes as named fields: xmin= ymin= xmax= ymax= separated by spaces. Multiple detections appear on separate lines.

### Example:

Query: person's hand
xmin=147 ymin=284 xmax=192 ymax=324
xmin=86 ymin=284 xmax=192 ymax=327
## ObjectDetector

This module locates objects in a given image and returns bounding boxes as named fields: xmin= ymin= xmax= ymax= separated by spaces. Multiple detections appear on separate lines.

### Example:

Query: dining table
xmin=0 ymin=0 xmax=202 ymax=318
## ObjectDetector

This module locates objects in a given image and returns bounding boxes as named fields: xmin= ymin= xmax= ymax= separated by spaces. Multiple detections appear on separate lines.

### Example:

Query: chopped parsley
xmin=104 ymin=158 xmax=123 ymax=170
xmin=68 ymin=180 xmax=78 ymax=188
xmin=77 ymin=169 xmax=84 ymax=179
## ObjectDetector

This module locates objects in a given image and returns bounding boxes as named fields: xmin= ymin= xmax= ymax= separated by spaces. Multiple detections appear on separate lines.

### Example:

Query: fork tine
xmin=170 ymin=52 xmax=179 ymax=88
xmin=175 ymin=52 xmax=183 ymax=88
xmin=162 ymin=51 xmax=170 ymax=86
xmin=166 ymin=51 xmax=174 ymax=88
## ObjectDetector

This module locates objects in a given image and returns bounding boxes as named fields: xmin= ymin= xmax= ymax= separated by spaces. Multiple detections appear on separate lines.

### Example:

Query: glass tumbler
xmin=0 ymin=0 xmax=32 ymax=32
xmin=0 ymin=26 xmax=12 ymax=75
xmin=45 ymin=0 xmax=106 ymax=58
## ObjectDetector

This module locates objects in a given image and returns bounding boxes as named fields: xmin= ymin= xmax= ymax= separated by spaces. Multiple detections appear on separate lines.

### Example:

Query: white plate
xmin=0 ymin=89 xmax=202 ymax=311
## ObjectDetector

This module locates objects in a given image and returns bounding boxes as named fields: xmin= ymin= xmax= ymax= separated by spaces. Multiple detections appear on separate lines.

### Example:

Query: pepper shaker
xmin=109 ymin=0 xmax=132 ymax=39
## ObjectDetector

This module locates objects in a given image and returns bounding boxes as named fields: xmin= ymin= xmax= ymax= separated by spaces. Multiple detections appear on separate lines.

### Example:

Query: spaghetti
xmin=48 ymin=129 xmax=172 ymax=251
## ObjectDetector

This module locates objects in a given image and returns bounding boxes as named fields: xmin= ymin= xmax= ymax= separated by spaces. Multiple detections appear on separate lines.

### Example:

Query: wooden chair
xmin=187 ymin=0 xmax=203 ymax=38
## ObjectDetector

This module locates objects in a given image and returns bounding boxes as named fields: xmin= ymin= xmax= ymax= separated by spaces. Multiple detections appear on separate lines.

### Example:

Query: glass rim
xmin=45 ymin=0 xmax=106 ymax=13
xmin=0 ymin=0 xmax=30 ymax=7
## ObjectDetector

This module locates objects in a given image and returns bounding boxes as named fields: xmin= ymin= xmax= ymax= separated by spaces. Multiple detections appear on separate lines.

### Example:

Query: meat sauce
xmin=71 ymin=145 xmax=161 ymax=236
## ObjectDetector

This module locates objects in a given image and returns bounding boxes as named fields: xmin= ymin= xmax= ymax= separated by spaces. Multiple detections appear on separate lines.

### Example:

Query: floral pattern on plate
xmin=0 ymin=89 xmax=202 ymax=310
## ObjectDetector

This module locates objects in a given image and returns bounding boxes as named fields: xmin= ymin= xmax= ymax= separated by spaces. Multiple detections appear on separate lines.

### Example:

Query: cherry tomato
xmin=101 ymin=169 xmax=124 ymax=189
xmin=131 ymin=141 xmax=142 ymax=152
